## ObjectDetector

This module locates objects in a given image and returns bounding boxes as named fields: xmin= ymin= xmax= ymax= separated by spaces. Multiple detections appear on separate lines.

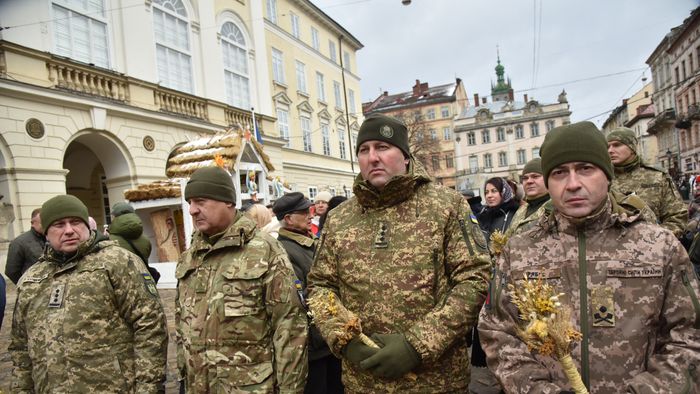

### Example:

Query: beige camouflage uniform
xmin=175 ymin=213 xmax=308 ymax=393
xmin=307 ymin=160 xmax=491 ymax=393
xmin=479 ymin=192 xmax=700 ymax=393
xmin=9 ymin=232 xmax=168 ymax=393
xmin=611 ymin=159 xmax=687 ymax=237
xmin=506 ymin=199 xmax=551 ymax=238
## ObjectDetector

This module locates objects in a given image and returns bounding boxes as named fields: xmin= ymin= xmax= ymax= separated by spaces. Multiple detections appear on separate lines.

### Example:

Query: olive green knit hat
xmin=111 ymin=201 xmax=134 ymax=217
xmin=356 ymin=113 xmax=410 ymax=157
xmin=540 ymin=121 xmax=613 ymax=187
xmin=184 ymin=166 xmax=236 ymax=203
xmin=41 ymin=195 xmax=89 ymax=234
xmin=606 ymin=127 xmax=638 ymax=154
xmin=521 ymin=158 xmax=543 ymax=176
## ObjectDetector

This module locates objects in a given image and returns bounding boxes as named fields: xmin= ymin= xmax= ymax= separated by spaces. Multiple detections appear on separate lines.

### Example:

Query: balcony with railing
xmin=647 ymin=108 xmax=676 ymax=135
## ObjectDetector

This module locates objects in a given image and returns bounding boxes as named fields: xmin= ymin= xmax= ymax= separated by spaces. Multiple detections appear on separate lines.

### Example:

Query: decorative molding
xmin=25 ymin=118 xmax=45 ymax=139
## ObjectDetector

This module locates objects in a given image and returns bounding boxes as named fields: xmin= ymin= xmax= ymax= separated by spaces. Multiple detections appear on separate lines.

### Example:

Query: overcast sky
xmin=313 ymin=0 xmax=698 ymax=126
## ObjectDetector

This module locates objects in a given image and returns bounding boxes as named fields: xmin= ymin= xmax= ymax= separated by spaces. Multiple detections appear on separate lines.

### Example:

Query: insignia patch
xmin=380 ymin=125 xmax=394 ymax=138
xmin=470 ymin=213 xmax=478 ymax=224
xmin=373 ymin=221 xmax=388 ymax=249
xmin=591 ymin=286 xmax=615 ymax=327
xmin=48 ymin=283 xmax=65 ymax=308
xmin=606 ymin=267 xmax=662 ymax=278
xmin=142 ymin=273 xmax=158 ymax=297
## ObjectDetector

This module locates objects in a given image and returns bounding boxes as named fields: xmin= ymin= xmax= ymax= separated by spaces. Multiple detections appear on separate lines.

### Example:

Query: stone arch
xmin=0 ymin=132 xmax=19 ymax=239
xmin=63 ymin=129 xmax=134 ymax=227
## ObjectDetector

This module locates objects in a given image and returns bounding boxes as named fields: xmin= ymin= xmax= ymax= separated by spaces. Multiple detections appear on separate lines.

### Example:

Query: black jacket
xmin=277 ymin=227 xmax=331 ymax=361
xmin=477 ymin=199 xmax=520 ymax=241
xmin=5 ymin=228 xmax=45 ymax=284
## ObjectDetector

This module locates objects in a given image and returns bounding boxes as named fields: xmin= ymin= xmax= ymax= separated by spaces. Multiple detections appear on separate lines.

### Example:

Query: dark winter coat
xmin=108 ymin=213 xmax=152 ymax=263
xmin=5 ymin=228 xmax=46 ymax=284
xmin=277 ymin=227 xmax=332 ymax=361
xmin=477 ymin=199 xmax=520 ymax=242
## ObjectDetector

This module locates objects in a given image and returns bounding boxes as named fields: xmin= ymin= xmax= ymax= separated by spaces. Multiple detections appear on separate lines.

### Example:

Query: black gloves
xmin=342 ymin=336 xmax=379 ymax=366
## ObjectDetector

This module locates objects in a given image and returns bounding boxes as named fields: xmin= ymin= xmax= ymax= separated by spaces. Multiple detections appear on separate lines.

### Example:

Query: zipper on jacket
xmin=681 ymin=269 xmax=700 ymax=329
xmin=458 ymin=218 xmax=476 ymax=256
xmin=578 ymin=230 xmax=590 ymax=391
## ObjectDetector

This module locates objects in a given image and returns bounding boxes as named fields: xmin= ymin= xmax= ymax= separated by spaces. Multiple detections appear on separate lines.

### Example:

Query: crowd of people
xmin=2 ymin=114 xmax=700 ymax=393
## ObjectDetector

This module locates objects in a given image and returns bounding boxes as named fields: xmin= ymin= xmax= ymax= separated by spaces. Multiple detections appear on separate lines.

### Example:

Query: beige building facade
xmin=453 ymin=59 xmax=571 ymax=195
xmin=0 ymin=0 xmax=362 ymax=271
xmin=363 ymin=79 xmax=469 ymax=188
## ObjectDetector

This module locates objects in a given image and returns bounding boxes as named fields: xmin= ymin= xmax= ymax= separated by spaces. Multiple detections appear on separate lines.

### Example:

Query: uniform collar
xmin=278 ymin=227 xmax=315 ymax=247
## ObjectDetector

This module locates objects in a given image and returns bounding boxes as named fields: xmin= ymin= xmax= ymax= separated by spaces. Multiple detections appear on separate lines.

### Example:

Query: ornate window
xmin=53 ymin=0 xmax=109 ymax=67
xmin=221 ymin=21 xmax=250 ymax=109
xmin=153 ymin=0 xmax=193 ymax=93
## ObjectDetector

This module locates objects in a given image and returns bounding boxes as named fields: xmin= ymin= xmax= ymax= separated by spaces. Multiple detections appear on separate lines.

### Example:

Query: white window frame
xmin=496 ymin=127 xmax=505 ymax=142
xmin=321 ymin=123 xmax=331 ymax=156
xmin=52 ymin=0 xmax=110 ymax=68
xmin=295 ymin=60 xmax=307 ymax=93
xmin=266 ymin=0 xmax=277 ymax=23
xmin=532 ymin=147 xmax=540 ymax=158
xmin=276 ymin=107 xmax=290 ymax=146
xmin=308 ymin=186 xmax=317 ymax=201
xmin=482 ymin=129 xmax=491 ymax=144
xmin=517 ymin=149 xmax=526 ymax=165
xmin=515 ymin=125 xmax=524 ymax=139
xmin=498 ymin=151 xmax=508 ymax=167
xmin=348 ymin=89 xmax=356 ymax=114
xmin=443 ymin=127 xmax=451 ymax=141
xmin=531 ymin=122 xmax=540 ymax=137
xmin=338 ymin=126 xmax=347 ymax=160
xmin=301 ymin=115 xmax=312 ymax=152
xmin=484 ymin=153 xmax=493 ymax=168
xmin=333 ymin=81 xmax=343 ymax=109
xmin=272 ymin=48 xmax=284 ymax=83
xmin=441 ymin=106 xmax=450 ymax=118
xmin=290 ymin=12 xmax=300 ymax=38
xmin=469 ymin=155 xmax=478 ymax=172
xmin=329 ymin=40 xmax=337 ymax=63
xmin=316 ymin=72 xmax=325 ymax=102
xmin=343 ymin=51 xmax=351 ymax=72
xmin=426 ymin=108 xmax=436 ymax=120
xmin=311 ymin=27 xmax=320 ymax=50
xmin=467 ymin=131 xmax=476 ymax=145
xmin=152 ymin=0 xmax=193 ymax=93
xmin=221 ymin=21 xmax=250 ymax=109
xmin=430 ymin=129 xmax=437 ymax=141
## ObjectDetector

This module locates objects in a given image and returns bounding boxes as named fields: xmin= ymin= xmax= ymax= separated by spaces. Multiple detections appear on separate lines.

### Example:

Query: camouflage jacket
xmin=9 ymin=232 xmax=168 ymax=394
xmin=505 ymin=197 xmax=551 ymax=238
xmin=478 ymin=192 xmax=700 ymax=393
xmin=611 ymin=158 xmax=687 ymax=237
xmin=307 ymin=160 xmax=491 ymax=393
xmin=175 ymin=213 xmax=308 ymax=394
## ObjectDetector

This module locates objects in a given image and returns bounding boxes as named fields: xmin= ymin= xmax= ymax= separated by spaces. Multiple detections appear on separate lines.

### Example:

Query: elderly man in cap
xmin=479 ymin=121 xmax=700 ymax=393
xmin=9 ymin=194 xmax=168 ymax=393
xmin=308 ymin=113 xmax=490 ymax=392
xmin=507 ymin=158 xmax=550 ymax=236
xmin=274 ymin=192 xmax=343 ymax=394
xmin=607 ymin=127 xmax=687 ymax=237
xmin=175 ymin=166 xmax=307 ymax=393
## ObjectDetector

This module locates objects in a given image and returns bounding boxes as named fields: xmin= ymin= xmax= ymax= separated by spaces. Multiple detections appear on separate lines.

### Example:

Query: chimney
xmin=383 ymin=91 xmax=388 ymax=97
xmin=474 ymin=93 xmax=480 ymax=107
xmin=524 ymin=94 xmax=528 ymax=103
xmin=412 ymin=79 xmax=422 ymax=97
xmin=482 ymin=97 xmax=487 ymax=104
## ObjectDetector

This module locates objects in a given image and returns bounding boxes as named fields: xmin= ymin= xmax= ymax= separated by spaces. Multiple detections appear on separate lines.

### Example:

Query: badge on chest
xmin=373 ymin=221 xmax=389 ymax=249
xmin=591 ymin=285 xmax=615 ymax=327
xmin=48 ymin=283 xmax=66 ymax=308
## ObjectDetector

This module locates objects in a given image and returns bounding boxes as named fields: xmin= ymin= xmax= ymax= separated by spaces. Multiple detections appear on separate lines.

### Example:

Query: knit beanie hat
xmin=184 ymin=166 xmax=236 ymax=203
xmin=356 ymin=113 xmax=410 ymax=157
xmin=606 ymin=127 xmax=638 ymax=154
xmin=41 ymin=195 xmax=89 ymax=234
xmin=540 ymin=121 xmax=613 ymax=187
xmin=111 ymin=201 xmax=134 ymax=217
xmin=521 ymin=158 xmax=543 ymax=176
xmin=315 ymin=191 xmax=332 ymax=203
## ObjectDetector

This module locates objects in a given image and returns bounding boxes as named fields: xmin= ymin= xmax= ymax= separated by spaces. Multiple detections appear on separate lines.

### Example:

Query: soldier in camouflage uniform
xmin=175 ymin=166 xmax=308 ymax=393
xmin=607 ymin=126 xmax=687 ymax=237
xmin=307 ymin=113 xmax=491 ymax=393
xmin=507 ymin=158 xmax=551 ymax=237
xmin=9 ymin=195 xmax=168 ymax=393
xmin=479 ymin=121 xmax=700 ymax=393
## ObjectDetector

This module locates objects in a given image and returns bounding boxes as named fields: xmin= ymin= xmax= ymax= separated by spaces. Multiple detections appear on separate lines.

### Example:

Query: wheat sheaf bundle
xmin=489 ymin=230 xmax=509 ymax=256
xmin=508 ymin=274 xmax=588 ymax=394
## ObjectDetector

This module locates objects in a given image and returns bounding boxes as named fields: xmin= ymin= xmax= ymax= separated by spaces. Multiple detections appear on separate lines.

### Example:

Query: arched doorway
xmin=63 ymin=131 xmax=133 ymax=230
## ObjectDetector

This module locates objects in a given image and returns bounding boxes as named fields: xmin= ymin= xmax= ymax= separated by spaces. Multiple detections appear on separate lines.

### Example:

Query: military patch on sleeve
xmin=470 ymin=213 xmax=479 ymax=224
xmin=142 ymin=273 xmax=158 ymax=297
xmin=591 ymin=285 xmax=615 ymax=327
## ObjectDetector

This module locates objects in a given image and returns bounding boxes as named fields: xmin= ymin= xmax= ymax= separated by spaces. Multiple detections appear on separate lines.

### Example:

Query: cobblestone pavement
xmin=0 ymin=282 xmax=502 ymax=394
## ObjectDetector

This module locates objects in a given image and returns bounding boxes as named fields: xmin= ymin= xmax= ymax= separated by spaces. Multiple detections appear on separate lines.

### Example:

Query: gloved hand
xmin=342 ymin=336 xmax=379 ymax=366
xmin=360 ymin=333 xmax=421 ymax=379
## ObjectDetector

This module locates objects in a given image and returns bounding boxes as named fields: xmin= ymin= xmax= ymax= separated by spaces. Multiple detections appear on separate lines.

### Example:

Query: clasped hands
xmin=342 ymin=333 xmax=421 ymax=379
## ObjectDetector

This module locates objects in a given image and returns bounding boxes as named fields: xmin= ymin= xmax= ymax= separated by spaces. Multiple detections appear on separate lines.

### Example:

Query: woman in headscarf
xmin=477 ymin=177 xmax=520 ymax=242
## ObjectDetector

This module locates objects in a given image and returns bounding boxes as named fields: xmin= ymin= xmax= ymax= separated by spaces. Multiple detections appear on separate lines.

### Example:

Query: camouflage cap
xmin=606 ymin=127 xmax=638 ymax=154
xmin=356 ymin=113 xmax=410 ymax=157
xmin=540 ymin=121 xmax=613 ymax=187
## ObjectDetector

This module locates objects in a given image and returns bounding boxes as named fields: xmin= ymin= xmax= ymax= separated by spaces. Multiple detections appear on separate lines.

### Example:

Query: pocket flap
xmin=221 ymin=263 xmax=267 ymax=280
xmin=216 ymin=361 xmax=273 ymax=385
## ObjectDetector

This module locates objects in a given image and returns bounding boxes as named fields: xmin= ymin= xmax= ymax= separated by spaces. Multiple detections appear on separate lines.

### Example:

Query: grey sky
xmin=314 ymin=0 xmax=698 ymax=126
